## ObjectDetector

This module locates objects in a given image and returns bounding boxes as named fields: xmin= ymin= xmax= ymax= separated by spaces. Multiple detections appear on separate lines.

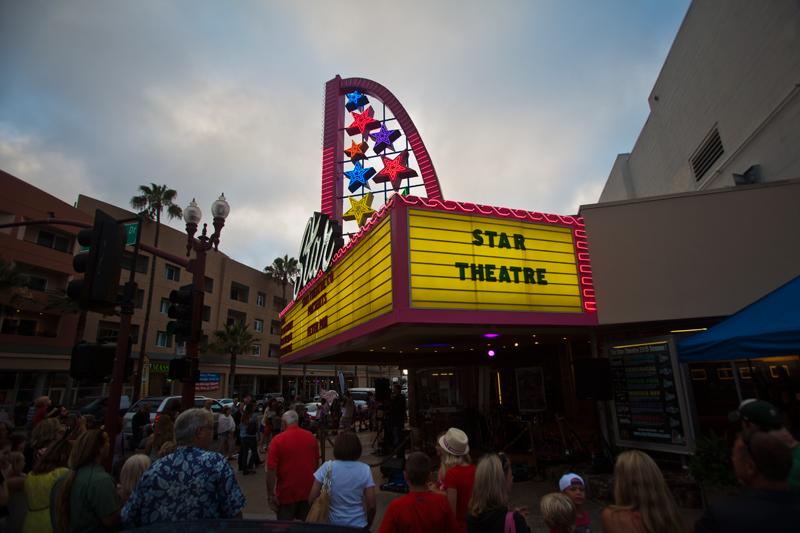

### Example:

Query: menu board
xmin=609 ymin=337 xmax=693 ymax=453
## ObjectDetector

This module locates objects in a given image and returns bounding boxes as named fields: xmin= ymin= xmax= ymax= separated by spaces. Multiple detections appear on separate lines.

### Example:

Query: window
xmin=165 ymin=264 xmax=180 ymax=282
xmin=204 ymin=277 xmax=214 ymax=293
xmin=273 ymin=295 xmax=286 ymax=310
xmin=270 ymin=319 xmax=281 ymax=335
xmin=254 ymin=319 xmax=264 ymax=333
xmin=36 ymin=230 xmax=71 ymax=253
xmin=202 ymin=305 xmax=211 ymax=322
xmin=96 ymin=321 xmax=140 ymax=345
xmin=160 ymin=298 xmax=170 ymax=314
xmin=268 ymin=344 xmax=281 ymax=357
xmin=226 ymin=309 xmax=246 ymax=326
xmin=250 ymin=344 xmax=261 ymax=356
xmin=155 ymin=331 xmax=172 ymax=348
xmin=21 ymin=275 xmax=47 ymax=292
xmin=121 ymin=251 xmax=149 ymax=274
xmin=256 ymin=292 xmax=266 ymax=307
xmin=230 ymin=282 xmax=249 ymax=303
xmin=1 ymin=319 xmax=37 ymax=336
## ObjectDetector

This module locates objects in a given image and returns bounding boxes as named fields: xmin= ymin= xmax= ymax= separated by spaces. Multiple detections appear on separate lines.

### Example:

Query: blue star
xmin=345 ymin=90 xmax=369 ymax=112
xmin=344 ymin=161 xmax=376 ymax=193
xmin=371 ymin=124 xmax=402 ymax=154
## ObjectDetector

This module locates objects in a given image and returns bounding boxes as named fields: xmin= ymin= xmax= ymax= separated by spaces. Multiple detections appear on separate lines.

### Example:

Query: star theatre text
xmin=454 ymin=229 xmax=548 ymax=284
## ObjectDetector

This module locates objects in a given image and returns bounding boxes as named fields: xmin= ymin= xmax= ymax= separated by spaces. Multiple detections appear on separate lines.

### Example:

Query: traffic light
xmin=70 ymin=342 xmax=115 ymax=382
xmin=67 ymin=209 xmax=125 ymax=311
xmin=167 ymin=284 xmax=200 ymax=343
xmin=168 ymin=357 xmax=193 ymax=381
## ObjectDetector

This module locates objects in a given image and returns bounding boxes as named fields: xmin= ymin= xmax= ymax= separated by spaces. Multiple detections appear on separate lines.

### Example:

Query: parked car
xmin=256 ymin=393 xmax=285 ymax=411
xmin=348 ymin=388 xmax=374 ymax=414
xmin=75 ymin=395 xmax=131 ymax=422
xmin=218 ymin=398 xmax=236 ymax=409
xmin=122 ymin=396 xmax=223 ymax=443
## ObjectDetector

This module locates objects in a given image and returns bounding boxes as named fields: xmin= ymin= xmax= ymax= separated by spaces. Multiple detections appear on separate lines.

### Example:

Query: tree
xmin=0 ymin=259 xmax=27 ymax=325
xmin=263 ymin=255 xmax=298 ymax=304
xmin=129 ymin=183 xmax=183 ymax=401
xmin=264 ymin=255 xmax=298 ymax=395
xmin=211 ymin=321 xmax=254 ymax=397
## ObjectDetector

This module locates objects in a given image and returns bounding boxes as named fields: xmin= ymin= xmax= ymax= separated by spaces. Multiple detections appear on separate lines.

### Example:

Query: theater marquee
xmin=409 ymin=209 xmax=583 ymax=313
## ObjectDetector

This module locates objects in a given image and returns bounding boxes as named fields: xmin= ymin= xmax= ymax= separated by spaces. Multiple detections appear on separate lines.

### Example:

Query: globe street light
xmin=179 ymin=194 xmax=230 ymax=410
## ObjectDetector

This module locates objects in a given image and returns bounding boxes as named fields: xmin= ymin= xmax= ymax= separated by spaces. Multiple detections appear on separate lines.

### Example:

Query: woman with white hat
xmin=437 ymin=427 xmax=475 ymax=533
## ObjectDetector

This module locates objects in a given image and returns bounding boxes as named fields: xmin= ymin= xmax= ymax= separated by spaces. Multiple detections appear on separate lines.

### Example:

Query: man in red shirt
xmin=379 ymin=452 xmax=458 ymax=533
xmin=265 ymin=409 xmax=319 ymax=520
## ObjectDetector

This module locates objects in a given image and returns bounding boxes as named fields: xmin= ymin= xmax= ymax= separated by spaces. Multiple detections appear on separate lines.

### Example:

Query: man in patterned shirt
xmin=122 ymin=408 xmax=246 ymax=527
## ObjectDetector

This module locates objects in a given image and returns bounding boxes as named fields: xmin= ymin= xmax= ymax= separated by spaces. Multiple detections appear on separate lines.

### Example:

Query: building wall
xmin=0 ymin=170 xmax=91 ymax=410
xmin=582 ymin=179 xmax=800 ymax=325
xmin=600 ymin=0 xmax=800 ymax=202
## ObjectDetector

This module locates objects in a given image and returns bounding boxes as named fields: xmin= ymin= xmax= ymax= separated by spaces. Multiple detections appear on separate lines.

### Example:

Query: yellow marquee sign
xmin=280 ymin=217 xmax=392 ymax=356
xmin=408 ymin=209 xmax=582 ymax=313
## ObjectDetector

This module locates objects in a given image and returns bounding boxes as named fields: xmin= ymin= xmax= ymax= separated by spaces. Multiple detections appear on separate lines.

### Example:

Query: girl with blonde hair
xmin=467 ymin=453 xmax=530 ymax=533
xmin=601 ymin=450 xmax=683 ymax=533
xmin=22 ymin=437 xmax=70 ymax=532
xmin=57 ymin=429 xmax=120 ymax=532
xmin=436 ymin=428 xmax=476 ymax=533
xmin=118 ymin=454 xmax=151 ymax=503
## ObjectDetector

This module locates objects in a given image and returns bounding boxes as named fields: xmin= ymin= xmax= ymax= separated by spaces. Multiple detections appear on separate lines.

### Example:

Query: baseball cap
xmin=559 ymin=473 xmax=585 ymax=492
xmin=728 ymin=399 xmax=782 ymax=430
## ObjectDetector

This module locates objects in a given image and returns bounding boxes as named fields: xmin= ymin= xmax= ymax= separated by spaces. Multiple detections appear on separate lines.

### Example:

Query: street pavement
xmin=231 ymin=429 xmax=609 ymax=532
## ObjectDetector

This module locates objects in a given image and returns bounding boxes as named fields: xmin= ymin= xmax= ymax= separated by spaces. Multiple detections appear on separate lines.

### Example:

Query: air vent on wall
xmin=690 ymin=127 xmax=724 ymax=181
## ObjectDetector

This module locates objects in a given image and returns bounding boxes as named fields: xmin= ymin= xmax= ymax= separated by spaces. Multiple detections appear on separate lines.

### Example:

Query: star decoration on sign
xmin=343 ymin=192 xmax=377 ymax=227
xmin=344 ymin=140 xmax=368 ymax=162
xmin=345 ymin=90 xmax=369 ymax=112
xmin=370 ymin=124 xmax=402 ymax=154
xmin=345 ymin=106 xmax=381 ymax=137
xmin=344 ymin=161 xmax=376 ymax=193
xmin=373 ymin=150 xmax=418 ymax=191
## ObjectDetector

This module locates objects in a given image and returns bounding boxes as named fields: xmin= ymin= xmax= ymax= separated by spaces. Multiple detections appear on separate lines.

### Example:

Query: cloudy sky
xmin=0 ymin=0 xmax=690 ymax=271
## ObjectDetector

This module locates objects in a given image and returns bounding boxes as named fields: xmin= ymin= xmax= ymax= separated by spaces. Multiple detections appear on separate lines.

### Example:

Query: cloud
xmin=0 ymin=0 xmax=690 ymax=271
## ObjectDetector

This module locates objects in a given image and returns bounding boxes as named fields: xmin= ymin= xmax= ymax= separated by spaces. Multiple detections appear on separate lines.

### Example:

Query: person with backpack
xmin=466 ymin=453 xmax=530 ymax=533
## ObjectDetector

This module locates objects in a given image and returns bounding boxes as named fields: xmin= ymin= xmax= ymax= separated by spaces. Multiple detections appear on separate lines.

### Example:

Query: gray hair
xmin=174 ymin=408 xmax=213 ymax=446
xmin=282 ymin=410 xmax=299 ymax=426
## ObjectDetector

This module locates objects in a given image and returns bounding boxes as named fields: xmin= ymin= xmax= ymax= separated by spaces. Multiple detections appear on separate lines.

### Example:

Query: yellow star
xmin=343 ymin=193 xmax=376 ymax=227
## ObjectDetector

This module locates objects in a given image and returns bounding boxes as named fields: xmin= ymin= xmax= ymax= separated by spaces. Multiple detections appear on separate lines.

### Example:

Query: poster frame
xmin=606 ymin=335 xmax=696 ymax=454
xmin=515 ymin=366 xmax=547 ymax=413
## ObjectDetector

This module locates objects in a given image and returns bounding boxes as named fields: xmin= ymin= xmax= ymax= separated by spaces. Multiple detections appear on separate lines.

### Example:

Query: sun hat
xmin=438 ymin=427 xmax=469 ymax=456
xmin=728 ymin=399 xmax=782 ymax=431
xmin=558 ymin=473 xmax=585 ymax=492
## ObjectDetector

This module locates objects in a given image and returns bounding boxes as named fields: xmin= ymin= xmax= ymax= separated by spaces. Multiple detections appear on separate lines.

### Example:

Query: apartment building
xmin=0 ymin=171 xmax=392 ymax=421
xmin=0 ymin=170 xmax=91 ymax=420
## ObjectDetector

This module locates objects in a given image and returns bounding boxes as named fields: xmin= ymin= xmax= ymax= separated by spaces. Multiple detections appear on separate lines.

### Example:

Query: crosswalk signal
xmin=66 ymin=209 xmax=125 ymax=311
xmin=167 ymin=284 xmax=199 ymax=343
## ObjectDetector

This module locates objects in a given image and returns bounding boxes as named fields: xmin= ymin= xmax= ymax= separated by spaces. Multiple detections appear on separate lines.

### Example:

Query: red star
xmin=344 ymin=140 xmax=368 ymax=162
xmin=345 ymin=106 xmax=380 ymax=137
xmin=373 ymin=150 xmax=418 ymax=190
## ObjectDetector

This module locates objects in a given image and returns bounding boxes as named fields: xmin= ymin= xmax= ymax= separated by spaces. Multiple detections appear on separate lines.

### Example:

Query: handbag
xmin=306 ymin=461 xmax=333 ymax=523
xmin=504 ymin=511 xmax=517 ymax=533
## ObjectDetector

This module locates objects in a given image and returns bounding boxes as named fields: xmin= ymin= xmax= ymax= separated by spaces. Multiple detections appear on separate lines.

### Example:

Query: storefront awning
xmin=677 ymin=274 xmax=800 ymax=362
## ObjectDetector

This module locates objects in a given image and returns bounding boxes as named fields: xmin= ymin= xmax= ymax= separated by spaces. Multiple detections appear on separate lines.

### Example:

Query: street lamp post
xmin=179 ymin=194 xmax=230 ymax=411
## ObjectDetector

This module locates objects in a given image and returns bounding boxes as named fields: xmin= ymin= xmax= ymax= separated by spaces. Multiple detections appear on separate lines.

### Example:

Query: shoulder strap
xmin=504 ymin=511 xmax=516 ymax=533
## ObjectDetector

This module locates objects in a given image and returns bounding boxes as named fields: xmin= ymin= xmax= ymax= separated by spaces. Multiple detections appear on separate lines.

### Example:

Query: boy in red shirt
xmin=379 ymin=452 xmax=458 ymax=533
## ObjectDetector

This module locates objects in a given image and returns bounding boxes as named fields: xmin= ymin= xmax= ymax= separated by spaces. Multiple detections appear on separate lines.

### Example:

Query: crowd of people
xmin=0 ymin=392 xmax=797 ymax=532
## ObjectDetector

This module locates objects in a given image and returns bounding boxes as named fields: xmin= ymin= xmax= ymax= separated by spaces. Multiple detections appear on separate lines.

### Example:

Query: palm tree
xmin=264 ymin=255 xmax=298 ymax=395
xmin=211 ymin=321 xmax=255 ymax=397
xmin=129 ymin=183 xmax=183 ymax=401
xmin=263 ymin=255 xmax=298 ymax=304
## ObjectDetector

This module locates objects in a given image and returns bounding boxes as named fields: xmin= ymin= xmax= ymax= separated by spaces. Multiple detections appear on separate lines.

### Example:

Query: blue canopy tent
xmin=678 ymin=274 xmax=800 ymax=362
